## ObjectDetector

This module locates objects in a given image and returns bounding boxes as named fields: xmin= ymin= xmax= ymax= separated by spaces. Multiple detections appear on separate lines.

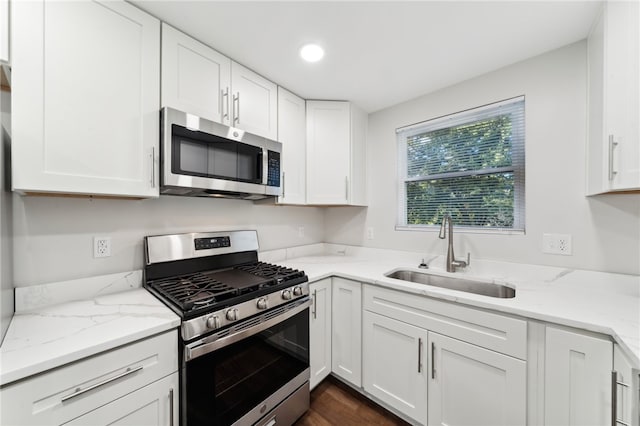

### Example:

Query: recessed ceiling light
xmin=300 ymin=44 xmax=324 ymax=63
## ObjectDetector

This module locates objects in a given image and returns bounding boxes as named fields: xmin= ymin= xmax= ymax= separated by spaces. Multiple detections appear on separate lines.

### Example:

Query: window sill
xmin=395 ymin=225 xmax=525 ymax=235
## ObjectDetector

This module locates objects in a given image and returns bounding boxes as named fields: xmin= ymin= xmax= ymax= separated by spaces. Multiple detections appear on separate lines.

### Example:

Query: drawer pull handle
xmin=61 ymin=365 xmax=143 ymax=403
xmin=169 ymin=388 xmax=175 ymax=426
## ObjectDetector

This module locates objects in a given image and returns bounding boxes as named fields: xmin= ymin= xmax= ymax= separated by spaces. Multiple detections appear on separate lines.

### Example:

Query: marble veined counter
xmin=0 ymin=272 xmax=180 ymax=386
xmin=1 ymin=243 xmax=638 ymax=387
xmin=267 ymin=244 xmax=640 ymax=368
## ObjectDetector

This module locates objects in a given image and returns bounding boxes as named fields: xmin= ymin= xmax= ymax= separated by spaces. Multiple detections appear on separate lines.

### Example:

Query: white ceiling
xmin=133 ymin=1 xmax=602 ymax=113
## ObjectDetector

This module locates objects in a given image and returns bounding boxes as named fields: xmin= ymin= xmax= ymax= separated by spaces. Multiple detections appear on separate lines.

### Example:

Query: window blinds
xmin=397 ymin=97 xmax=525 ymax=231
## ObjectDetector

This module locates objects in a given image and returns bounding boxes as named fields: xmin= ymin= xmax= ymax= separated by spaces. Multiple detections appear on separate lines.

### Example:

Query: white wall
xmin=325 ymin=41 xmax=640 ymax=275
xmin=12 ymin=196 xmax=324 ymax=287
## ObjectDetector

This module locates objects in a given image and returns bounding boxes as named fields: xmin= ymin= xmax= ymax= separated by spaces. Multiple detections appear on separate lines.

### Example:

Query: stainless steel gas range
xmin=143 ymin=230 xmax=310 ymax=426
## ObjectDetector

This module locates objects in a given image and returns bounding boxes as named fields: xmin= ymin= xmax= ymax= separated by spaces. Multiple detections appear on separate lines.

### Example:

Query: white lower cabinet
xmin=309 ymin=278 xmax=332 ymax=389
xmin=64 ymin=373 xmax=178 ymax=426
xmin=362 ymin=284 xmax=527 ymax=425
xmin=0 ymin=331 xmax=178 ymax=425
xmin=331 ymin=277 xmax=362 ymax=387
xmin=614 ymin=344 xmax=640 ymax=426
xmin=428 ymin=332 xmax=526 ymax=426
xmin=363 ymin=311 xmax=428 ymax=425
xmin=544 ymin=326 xmax=613 ymax=425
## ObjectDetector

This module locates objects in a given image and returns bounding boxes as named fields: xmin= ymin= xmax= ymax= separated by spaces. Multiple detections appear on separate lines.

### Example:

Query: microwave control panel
xmin=267 ymin=151 xmax=281 ymax=187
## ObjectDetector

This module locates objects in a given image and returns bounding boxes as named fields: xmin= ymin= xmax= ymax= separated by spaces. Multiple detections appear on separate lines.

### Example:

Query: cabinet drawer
xmin=1 ymin=330 xmax=178 ymax=425
xmin=364 ymin=285 xmax=526 ymax=359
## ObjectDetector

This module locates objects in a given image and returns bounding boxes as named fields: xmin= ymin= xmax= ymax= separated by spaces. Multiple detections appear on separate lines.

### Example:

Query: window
xmin=397 ymin=97 xmax=525 ymax=232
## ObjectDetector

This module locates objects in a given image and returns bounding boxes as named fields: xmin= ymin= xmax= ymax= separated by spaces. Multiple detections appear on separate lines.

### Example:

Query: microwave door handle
xmin=260 ymin=149 xmax=267 ymax=184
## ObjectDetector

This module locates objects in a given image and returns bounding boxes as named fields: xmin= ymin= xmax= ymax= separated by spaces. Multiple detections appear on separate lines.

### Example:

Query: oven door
xmin=183 ymin=299 xmax=310 ymax=426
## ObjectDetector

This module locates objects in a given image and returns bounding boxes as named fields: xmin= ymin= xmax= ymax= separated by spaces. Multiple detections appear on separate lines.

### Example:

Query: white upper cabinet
xmin=1 ymin=0 xmax=8 ymax=63
xmin=277 ymin=87 xmax=306 ymax=204
xmin=161 ymin=23 xmax=231 ymax=125
xmin=12 ymin=0 xmax=160 ymax=198
xmin=160 ymin=25 xmax=277 ymax=140
xmin=587 ymin=0 xmax=640 ymax=194
xmin=306 ymin=100 xmax=367 ymax=205
xmin=231 ymin=61 xmax=278 ymax=140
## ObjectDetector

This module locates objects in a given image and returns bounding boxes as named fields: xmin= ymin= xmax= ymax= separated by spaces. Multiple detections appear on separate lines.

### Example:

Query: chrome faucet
xmin=438 ymin=214 xmax=470 ymax=272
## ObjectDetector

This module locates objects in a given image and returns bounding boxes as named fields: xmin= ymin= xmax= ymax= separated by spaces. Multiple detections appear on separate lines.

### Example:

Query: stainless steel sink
xmin=385 ymin=270 xmax=516 ymax=298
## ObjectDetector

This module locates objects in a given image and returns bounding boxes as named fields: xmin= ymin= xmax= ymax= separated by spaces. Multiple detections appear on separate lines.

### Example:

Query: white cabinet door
xmin=161 ymin=23 xmax=231 ymax=125
xmin=428 ymin=332 xmax=526 ymax=426
xmin=0 ymin=0 xmax=8 ymax=63
xmin=613 ymin=344 xmax=639 ymax=426
xmin=544 ymin=326 xmax=613 ymax=425
xmin=587 ymin=1 xmax=640 ymax=194
xmin=309 ymin=278 xmax=332 ymax=389
xmin=605 ymin=0 xmax=640 ymax=191
xmin=230 ymin=61 xmax=277 ymax=140
xmin=363 ymin=311 xmax=428 ymax=425
xmin=277 ymin=87 xmax=306 ymax=204
xmin=331 ymin=277 xmax=361 ymax=387
xmin=12 ymin=0 xmax=160 ymax=198
xmin=64 ymin=373 xmax=179 ymax=426
xmin=306 ymin=101 xmax=350 ymax=205
xmin=306 ymin=100 xmax=367 ymax=205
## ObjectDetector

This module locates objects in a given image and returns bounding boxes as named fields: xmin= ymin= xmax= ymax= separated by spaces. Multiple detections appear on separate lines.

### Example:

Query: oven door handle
xmin=185 ymin=298 xmax=311 ymax=361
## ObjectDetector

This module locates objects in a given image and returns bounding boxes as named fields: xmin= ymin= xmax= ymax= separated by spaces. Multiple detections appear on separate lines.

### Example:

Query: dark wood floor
xmin=295 ymin=376 xmax=410 ymax=426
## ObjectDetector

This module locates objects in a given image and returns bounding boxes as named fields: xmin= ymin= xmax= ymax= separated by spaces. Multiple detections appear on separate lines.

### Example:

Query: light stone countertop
xmin=0 ymin=287 xmax=180 ymax=386
xmin=276 ymin=251 xmax=640 ymax=369
xmin=1 ymin=245 xmax=638 ymax=387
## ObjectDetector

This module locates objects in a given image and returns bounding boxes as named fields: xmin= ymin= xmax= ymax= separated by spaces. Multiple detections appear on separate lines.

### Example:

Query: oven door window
xmin=186 ymin=309 xmax=309 ymax=425
xmin=172 ymin=124 xmax=263 ymax=184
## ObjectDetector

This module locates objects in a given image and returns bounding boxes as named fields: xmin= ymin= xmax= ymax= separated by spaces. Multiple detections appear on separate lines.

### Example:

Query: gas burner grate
xmin=148 ymin=272 xmax=239 ymax=312
xmin=235 ymin=262 xmax=305 ymax=284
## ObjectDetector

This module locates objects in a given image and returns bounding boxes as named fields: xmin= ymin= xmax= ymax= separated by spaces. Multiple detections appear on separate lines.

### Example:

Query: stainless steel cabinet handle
xmin=150 ymin=147 xmax=156 ymax=188
xmin=221 ymin=87 xmax=230 ymax=120
xmin=312 ymin=289 xmax=317 ymax=319
xmin=417 ymin=338 xmax=423 ymax=373
xmin=345 ymin=176 xmax=349 ymax=202
xmin=169 ymin=388 xmax=174 ymax=426
xmin=233 ymin=93 xmax=240 ymax=125
xmin=282 ymin=172 xmax=285 ymax=198
xmin=61 ymin=366 xmax=143 ymax=403
xmin=612 ymin=371 xmax=631 ymax=426
xmin=608 ymin=135 xmax=618 ymax=181
xmin=431 ymin=342 xmax=435 ymax=379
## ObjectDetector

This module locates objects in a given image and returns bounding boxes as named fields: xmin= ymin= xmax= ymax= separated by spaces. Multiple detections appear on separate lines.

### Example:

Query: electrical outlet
xmin=366 ymin=227 xmax=374 ymax=240
xmin=542 ymin=233 xmax=572 ymax=255
xmin=298 ymin=226 xmax=305 ymax=238
xmin=94 ymin=236 xmax=111 ymax=258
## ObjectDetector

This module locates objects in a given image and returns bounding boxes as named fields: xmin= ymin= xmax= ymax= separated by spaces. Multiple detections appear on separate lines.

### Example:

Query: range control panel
xmin=194 ymin=236 xmax=231 ymax=250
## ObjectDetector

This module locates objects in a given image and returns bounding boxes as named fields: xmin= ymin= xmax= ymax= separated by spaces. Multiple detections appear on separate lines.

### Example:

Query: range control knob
xmin=256 ymin=298 xmax=268 ymax=310
xmin=281 ymin=289 xmax=292 ymax=300
xmin=206 ymin=315 xmax=220 ymax=329
xmin=292 ymin=286 xmax=303 ymax=297
xmin=226 ymin=309 xmax=239 ymax=321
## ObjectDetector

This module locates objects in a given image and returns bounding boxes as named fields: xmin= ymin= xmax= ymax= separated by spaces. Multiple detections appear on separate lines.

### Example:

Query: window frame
xmin=395 ymin=96 xmax=525 ymax=234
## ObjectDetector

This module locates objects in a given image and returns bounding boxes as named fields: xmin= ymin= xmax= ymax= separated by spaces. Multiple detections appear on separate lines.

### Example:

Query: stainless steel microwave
xmin=160 ymin=107 xmax=281 ymax=200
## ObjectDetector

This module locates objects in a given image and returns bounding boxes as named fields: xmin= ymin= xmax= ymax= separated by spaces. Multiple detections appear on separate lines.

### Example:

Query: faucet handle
xmin=418 ymin=258 xmax=429 ymax=269
xmin=466 ymin=252 xmax=471 ymax=266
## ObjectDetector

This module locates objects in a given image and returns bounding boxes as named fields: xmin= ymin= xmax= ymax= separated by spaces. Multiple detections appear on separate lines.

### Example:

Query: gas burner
xmin=235 ymin=262 xmax=306 ymax=283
